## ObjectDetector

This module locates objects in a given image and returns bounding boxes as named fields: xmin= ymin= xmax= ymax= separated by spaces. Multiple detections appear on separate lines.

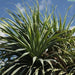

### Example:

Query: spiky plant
xmin=0 ymin=1 xmax=75 ymax=75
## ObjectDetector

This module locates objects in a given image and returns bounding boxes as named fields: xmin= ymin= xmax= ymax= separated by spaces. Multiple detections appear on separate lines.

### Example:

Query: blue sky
xmin=0 ymin=0 xmax=75 ymax=36
xmin=0 ymin=0 xmax=75 ymax=20
xmin=0 ymin=0 xmax=75 ymax=17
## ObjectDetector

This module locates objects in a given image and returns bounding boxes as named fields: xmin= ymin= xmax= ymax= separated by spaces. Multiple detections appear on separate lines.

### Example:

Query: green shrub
xmin=0 ymin=1 xmax=75 ymax=75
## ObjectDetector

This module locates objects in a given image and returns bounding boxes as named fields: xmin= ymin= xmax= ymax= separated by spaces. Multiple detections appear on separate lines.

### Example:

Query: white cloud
xmin=69 ymin=26 xmax=75 ymax=36
xmin=0 ymin=31 xmax=6 ymax=44
xmin=0 ymin=25 xmax=6 ymax=44
xmin=39 ymin=0 xmax=52 ymax=11
xmin=16 ymin=3 xmax=25 ymax=14
xmin=0 ymin=25 xmax=6 ymax=37
xmin=16 ymin=0 xmax=52 ymax=13
xmin=73 ymin=33 xmax=75 ymax=36
xmin=0 ymin=31 xmax=6 ymax=37
xmin=69 ymin=26 xmax=75 ymax=30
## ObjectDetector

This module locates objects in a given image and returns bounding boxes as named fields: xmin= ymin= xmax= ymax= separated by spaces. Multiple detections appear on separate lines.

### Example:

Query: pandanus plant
xmin=0 ymin=1 xmax=75 ymax=75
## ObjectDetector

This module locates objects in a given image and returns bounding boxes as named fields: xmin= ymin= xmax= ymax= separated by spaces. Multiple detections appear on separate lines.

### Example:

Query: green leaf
xmin=2 ymin=64 xmax=18 ymax=75
xmin=33 ymin=56 xmax=37 ymax=64
xmin=15 ymin=52 xmax=29 ymax=62
xmin=58 ymin=71 xmax=66 ymax=75
xmin=11 ymin=66 xmax=22 ymax=75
